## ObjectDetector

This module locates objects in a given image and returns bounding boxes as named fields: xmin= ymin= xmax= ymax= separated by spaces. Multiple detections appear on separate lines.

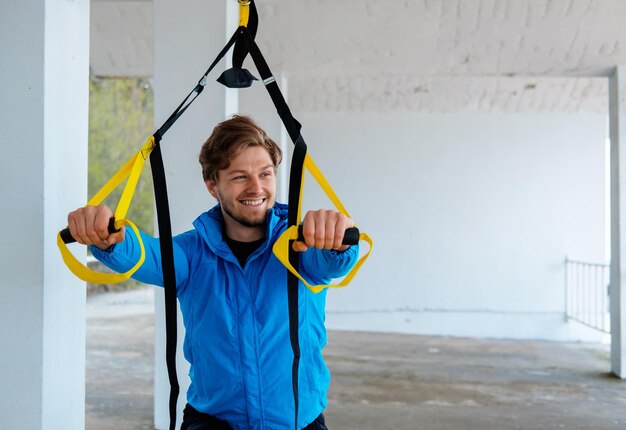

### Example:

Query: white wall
xmin=296 ymin=111 xmax=607 ymax=341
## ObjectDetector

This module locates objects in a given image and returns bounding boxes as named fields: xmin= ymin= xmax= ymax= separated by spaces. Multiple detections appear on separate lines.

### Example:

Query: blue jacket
xmin=92 ymin=203 xmax=358 ymax=430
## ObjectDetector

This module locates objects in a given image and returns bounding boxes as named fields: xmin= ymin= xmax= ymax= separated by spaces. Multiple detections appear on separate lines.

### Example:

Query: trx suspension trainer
xmin=58 ymin=1 xmax=373 ymax=429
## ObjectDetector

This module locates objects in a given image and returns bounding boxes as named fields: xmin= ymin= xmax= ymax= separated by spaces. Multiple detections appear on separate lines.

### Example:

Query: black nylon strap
xmin=286 ymin=138 xmax=307 ymax=429
xmin=150 ymin=137 xmax=180 ymax=430
xmin=148 ymin=24 xmax=242 ymax=430
xmin=240 ymin=28 xmax=301 ymax=141
xmin=231 ymin=0 xmax=258 ymax=69
xmin=155 ymin=29 xmax=241 ymax=139
xmin=240 ymin=26 xmax=308 ymax=430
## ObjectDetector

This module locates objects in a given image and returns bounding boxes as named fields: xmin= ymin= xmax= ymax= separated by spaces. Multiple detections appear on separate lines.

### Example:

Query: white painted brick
xmin=288 ymin=74 xmax=607 ymax=113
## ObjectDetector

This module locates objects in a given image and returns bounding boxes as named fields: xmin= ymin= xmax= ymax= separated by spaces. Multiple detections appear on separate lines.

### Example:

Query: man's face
xmin=206 ymin=145 xmax=277 ymax=234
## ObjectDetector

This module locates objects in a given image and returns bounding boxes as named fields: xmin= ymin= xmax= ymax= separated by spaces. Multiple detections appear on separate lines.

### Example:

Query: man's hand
xmin=293 ymin=209 xmax=354 ymax=252
xmin=67 ymin=205 xmax=125 ymax=250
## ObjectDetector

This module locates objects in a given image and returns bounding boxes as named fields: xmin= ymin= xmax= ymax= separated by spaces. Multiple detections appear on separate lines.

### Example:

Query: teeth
xmin=241 ymin=199 xmax=264 ymax=206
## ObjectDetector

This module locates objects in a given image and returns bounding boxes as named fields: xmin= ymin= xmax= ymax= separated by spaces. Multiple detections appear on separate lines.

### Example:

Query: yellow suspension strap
xmin=57 ymin=26 xmax=244 ymax=430
xmin=239 ymin=0 xmax=250 ymax=27
xmin=238 ymin=22 xmax=374 ymax=429
xmin=57 ymin=136 xmax=154 ymax=283
xmin=272 ymin=156 xmax=374 ymax=292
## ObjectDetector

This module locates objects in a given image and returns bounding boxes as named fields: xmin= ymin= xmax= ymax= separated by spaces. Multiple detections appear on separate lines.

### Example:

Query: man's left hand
xmin=293 ymin=209 xmax=354 ymax=252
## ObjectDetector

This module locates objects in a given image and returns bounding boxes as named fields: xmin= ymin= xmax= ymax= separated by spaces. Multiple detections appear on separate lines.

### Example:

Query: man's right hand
xmin=67 ymin=205 xmax=125 ymax=250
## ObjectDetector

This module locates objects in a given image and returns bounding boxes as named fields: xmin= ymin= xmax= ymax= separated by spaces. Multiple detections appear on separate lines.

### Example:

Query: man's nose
xmin=247 ymin=176 xmax=262 ymax=193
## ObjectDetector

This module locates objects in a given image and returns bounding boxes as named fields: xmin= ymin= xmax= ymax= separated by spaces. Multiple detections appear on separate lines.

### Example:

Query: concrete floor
xmin=86 ymin=287 xmax=626 ymax=430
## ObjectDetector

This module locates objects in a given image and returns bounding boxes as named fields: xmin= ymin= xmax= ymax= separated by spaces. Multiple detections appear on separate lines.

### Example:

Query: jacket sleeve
xmin=90 ymin=227 xmax=190 ymax=288
xmin=298 ymin=244 xmax=359 ymax=286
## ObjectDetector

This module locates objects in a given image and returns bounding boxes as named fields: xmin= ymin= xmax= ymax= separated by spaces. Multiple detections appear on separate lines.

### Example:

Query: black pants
xmin=181 ymin=404 xmax=328 ymax=430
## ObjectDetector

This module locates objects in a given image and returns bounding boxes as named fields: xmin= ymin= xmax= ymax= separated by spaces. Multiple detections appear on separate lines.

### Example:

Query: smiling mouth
xmin=240 ymin=198 xmax=266 ymax=207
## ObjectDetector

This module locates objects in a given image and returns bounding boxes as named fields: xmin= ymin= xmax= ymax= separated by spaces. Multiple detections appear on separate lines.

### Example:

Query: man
xmin=67 ymin=115 xmax=358 ymax=430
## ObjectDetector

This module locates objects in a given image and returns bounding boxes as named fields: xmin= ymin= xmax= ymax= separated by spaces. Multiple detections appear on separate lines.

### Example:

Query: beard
xmin=221 ymin=201 xmax=267 ymax=228
xmin=217 ymin=189 xmax=270 ymax=228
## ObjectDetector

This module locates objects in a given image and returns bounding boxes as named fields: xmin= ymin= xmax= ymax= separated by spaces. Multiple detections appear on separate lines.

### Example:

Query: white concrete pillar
xmin=610 ymin=66 xmax=626 ymax=379
xmin=0 ymin=1 xmax=89 ymax=429
xmin=153 ymin=1 xmax=238 ymax=428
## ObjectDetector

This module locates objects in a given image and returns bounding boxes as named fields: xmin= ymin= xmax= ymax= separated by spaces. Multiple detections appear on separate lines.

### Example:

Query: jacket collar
xmin=192 ymin=203 xmax=288 ymax=258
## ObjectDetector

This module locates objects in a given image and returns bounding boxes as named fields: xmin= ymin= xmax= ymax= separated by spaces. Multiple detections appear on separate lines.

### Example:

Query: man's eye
xmin=260 ymin=171 xmax=272 ymax=178
xmin=232 ymin=176 xmax=245 ymax=181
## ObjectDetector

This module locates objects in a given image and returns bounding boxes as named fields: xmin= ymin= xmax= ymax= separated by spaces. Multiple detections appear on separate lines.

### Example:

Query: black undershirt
xmin=223 ymin=235 xmax=265 ymax=268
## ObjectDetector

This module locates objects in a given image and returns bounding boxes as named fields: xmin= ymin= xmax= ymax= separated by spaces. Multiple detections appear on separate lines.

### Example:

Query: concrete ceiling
xmin=91 ymin=0 xmax=626 ymax=112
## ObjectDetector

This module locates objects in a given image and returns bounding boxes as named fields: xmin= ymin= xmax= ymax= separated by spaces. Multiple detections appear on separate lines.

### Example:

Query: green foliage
xmin=89 ymin=76 xmax=154 ymax=235
xmin=88 ymin=76 xmax=154 ymax=293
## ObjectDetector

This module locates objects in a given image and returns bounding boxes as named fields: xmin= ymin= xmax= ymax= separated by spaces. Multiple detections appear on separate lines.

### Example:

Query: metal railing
xmin=565 ymin=257 xmax=610 ymax=333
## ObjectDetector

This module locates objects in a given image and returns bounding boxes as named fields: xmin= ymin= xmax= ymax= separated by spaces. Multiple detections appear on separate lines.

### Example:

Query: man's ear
xmin=205 ymin=180 xmax=218 ymax=200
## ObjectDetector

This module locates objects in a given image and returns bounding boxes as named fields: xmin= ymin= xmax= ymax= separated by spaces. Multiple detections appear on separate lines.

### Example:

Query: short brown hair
xmin=199 ymin=115 xmax=282 ymax=182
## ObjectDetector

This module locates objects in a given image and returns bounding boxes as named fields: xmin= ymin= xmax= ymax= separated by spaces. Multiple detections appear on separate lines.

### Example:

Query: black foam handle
xmin=297 ymin=225 xmax=360 ymax=246
xmin=60 ymin=218 xmax=120 ymax=244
